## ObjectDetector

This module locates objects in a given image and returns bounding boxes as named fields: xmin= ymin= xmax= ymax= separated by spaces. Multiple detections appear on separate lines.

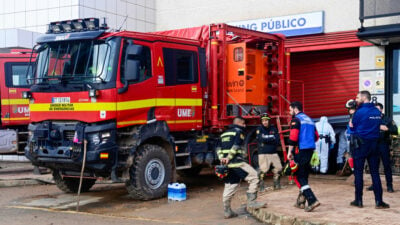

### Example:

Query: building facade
xmin=0 ymin=0 xmax=155 ymax=48
xmin=156 ymin=0 xmax=378 ymax=120
xmin=156 ymin=0 xmax=398 ymax=173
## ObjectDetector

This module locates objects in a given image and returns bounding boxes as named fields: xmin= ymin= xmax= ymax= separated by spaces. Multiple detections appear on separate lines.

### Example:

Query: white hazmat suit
xmin=315 ymin=116 xmax=336 ymax=173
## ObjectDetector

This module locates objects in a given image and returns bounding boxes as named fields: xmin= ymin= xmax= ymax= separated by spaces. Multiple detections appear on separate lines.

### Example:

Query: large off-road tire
xmin=52 ymin=170 xmax=96 ymax=193
xmin=177 ymin=166 xmax=202 ymax=177
xmin=125 ymin=144 xmax=172 ymax=200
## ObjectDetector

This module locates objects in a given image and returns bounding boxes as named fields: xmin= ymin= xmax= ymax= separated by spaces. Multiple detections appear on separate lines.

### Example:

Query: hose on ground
xmin=76 ymin=139 xmax=87 ymax=212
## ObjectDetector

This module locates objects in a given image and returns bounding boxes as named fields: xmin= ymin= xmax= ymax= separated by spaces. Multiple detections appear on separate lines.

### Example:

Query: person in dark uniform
xmin=366 ymin=102 xmax=398 ymax=193
xmin=217 ymin=116 xmax=266 ymax=219
xmin=287 ymin=101 xmax=320 ymax=212
xmin=256 ymin=113 xmax=282 ymax=191
xmin=349 ymin=91 xmax=389 ymax=209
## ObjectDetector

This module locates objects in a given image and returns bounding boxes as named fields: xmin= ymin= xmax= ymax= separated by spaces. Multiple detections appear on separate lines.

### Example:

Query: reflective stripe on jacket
xmin=217 ymin=125 xmax=245 ymax=167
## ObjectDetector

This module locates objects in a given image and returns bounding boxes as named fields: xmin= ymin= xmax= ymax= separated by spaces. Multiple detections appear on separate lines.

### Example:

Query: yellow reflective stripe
xmin=30 ymin=102 xmax=116 ymax=112
xmin=117 ymin=98 xmax=202 ymax=111
xmin=1 ymin=99 xmax=29 ymax=105
xmin=221 ymin=132 xmax=236 ymax=138
xmin=117 ymin=120 xmax=147 ymax=126
xmin=175 ymin=98 xmax=202 ymax=106
xmin=117 ymin=99 xmax=156 ymax=110
xmin=29 ymin=98 xmax=203 ymax=112
xmin=173 ymin=120 xmax=202 ymax=124
xmin=2 ymin=117 xmax=30 ymax=121
xmin=228 ymin=162 xmax=243 ymax=168
xmin=117 ymin=119 xmax=202 ymax=126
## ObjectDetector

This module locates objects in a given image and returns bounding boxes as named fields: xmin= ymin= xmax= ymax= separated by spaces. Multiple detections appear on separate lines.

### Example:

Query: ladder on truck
xmin=275 ymin=116 xmax=291 ymax=162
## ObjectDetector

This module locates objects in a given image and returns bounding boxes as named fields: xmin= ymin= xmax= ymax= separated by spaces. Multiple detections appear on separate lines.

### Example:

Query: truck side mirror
xmin=119 ymin=43 xmax=143 ymax=94
xmin=124 ymin=58 xmax=140 ymax=82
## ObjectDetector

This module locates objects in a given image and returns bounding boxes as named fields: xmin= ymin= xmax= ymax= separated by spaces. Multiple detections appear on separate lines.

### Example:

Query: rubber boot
xmin=259 ymin=179 xmax=266 ymax=192
xmin=273 ymin=176 xmax=281 ymax=190
xmin=258 ymin=173 xmax=265 ymax=192
xmin=294 ymin=191 xmax=306 ymax=209
xmin=246 ymin=192 xmax=267 ymax=209
xmin=223 ymin=200 xmax=238 ymax=219
xmin=387 ymin=184 xmax=394 ymax=193
xmin=302 ymin=189 xmax=320 ymax=212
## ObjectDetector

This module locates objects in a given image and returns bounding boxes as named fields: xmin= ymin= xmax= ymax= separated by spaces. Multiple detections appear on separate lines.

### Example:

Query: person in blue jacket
xmin=349 ymin=90 xmax=389 ymax=209
xmin=287 ymin=101 xmax=320 ymax=212
xmin=366 ymin=103 xmax=398 ymax=193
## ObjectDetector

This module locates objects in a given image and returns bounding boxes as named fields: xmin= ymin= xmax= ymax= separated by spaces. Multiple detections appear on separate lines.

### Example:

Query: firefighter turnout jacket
xmin=256 ymin=125 xmax=280 ymax=154
xmin=217 ymin=125 xmax=246 ymax=168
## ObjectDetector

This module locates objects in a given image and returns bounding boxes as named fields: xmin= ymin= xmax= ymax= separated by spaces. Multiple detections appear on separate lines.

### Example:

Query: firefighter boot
xmin=294 ymin=191 xmax=306 ymax=209
xmin=246 ymin=192 xmax=267 ymax=209
xmin=273 ymin=176 xmax=281 ymax=190
xmin=259 ymin=173 xmax=266 ymax=192
xmin=223 ymin=200 xmax=238 ymax=219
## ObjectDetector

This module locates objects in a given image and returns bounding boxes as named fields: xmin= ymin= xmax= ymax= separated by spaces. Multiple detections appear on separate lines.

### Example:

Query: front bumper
xmin=25 ymin=121 xmax=117 ymax=172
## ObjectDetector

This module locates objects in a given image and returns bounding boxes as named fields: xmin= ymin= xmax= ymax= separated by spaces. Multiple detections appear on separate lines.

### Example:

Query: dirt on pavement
xmin=250 ymin=174 xmax=400 ymax=225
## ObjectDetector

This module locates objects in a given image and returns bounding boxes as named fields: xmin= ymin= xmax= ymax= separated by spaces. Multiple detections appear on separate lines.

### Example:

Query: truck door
xmin=159 ymin=45 xmax=202 ymax=131
xmin=2 ymin=62 xmax=32 ymax=126
xmin=116 ymin=39 xmax=156 ymax=127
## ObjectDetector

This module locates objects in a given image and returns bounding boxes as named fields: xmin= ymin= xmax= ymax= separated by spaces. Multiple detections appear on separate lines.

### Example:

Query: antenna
xmin=117 ymin=15 xmax=128 ymax=31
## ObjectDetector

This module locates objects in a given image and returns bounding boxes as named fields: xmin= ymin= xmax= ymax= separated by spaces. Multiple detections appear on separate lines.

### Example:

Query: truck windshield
xmin=34 ymin=38 xmax=117 ymax=84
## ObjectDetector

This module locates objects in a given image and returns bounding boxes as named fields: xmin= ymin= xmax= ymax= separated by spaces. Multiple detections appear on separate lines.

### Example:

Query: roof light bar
xmin=46 ymin=18 xmax=108 ymax=34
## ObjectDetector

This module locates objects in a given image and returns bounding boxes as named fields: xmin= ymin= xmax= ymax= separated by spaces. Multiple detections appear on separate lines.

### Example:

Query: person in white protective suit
xmin=315 ymin=116 xmax=336 ymax=173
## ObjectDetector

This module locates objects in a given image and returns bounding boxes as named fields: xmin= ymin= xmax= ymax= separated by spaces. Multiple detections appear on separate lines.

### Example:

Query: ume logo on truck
xmin=177 ymin=108 xmax=195 ymax=118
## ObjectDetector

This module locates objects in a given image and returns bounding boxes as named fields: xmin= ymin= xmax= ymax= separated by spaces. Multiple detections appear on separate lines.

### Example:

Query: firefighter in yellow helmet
xmin=216 ymin=116 xmax=266 ymax=219
xmin=256 ymin=113 xmax=282 ymax=191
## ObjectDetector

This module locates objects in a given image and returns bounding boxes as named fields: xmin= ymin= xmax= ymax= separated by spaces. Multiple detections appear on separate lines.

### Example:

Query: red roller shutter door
xmin=290 ymin=48 xmax=359 ymax=118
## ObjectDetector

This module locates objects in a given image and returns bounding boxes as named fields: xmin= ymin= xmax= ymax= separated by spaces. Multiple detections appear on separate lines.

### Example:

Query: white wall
xmin=0 ymin=0 xmax=156 ymax=34
xmin=79 ymin=0 xmax=155 ymax=32
xmin=155 ymin=0 xmax=359 ymax=32
xmin=0 ymin=29 xmax=41 ymax=48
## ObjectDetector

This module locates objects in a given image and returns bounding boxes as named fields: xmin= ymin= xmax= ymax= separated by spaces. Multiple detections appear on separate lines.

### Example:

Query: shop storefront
xmin=229 ymin=11 xmax=369 ymax=122
xmin=286 ymin=31 xmax=370 ymax=119
xmin=357 ymin=0 xmax=400 ymax=174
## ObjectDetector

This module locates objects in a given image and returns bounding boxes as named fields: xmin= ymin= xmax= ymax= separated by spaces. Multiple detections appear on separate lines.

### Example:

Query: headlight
xmin=89 ymin=133 xmax=100 ymax=145
xmin=101 ymin=132 xmax=111 ymax=139
xmin=101 ymin=132 xmax=111 ymax=143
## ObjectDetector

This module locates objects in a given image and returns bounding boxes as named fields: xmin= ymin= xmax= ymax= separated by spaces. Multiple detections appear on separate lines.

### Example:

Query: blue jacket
xmin=352 ymin=103 xmax=381 ymax=140
xmin=295 ymin=112 xmax=316 ymax=150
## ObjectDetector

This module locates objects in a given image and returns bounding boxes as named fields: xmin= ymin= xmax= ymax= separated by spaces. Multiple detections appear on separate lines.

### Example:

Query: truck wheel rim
xmin=145 ymin=158 xmax=165 ymax=189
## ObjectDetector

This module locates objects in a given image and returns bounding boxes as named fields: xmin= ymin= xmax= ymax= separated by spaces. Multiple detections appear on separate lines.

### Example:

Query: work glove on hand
xmin=310 ymin=151 xmax=320 ymax=167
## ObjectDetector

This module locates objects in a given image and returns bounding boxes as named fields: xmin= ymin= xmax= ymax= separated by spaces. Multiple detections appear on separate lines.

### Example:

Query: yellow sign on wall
xmin=375 ymin=55 xmax=384 ymax=68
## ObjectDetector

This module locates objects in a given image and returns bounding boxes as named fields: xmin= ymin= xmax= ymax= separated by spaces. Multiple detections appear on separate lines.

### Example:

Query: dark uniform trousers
xmin=378 ymin=142 xmax=393 ymax=188
xmin=353 ymin=139 xmax=383 ymax=203
xmin=294 ymin=149 xmax=317 ymax=204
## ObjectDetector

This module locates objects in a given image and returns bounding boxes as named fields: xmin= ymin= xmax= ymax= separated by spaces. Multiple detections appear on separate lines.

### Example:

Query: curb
xmin=0 ymin=178 xmax=54 ymax=188
xmin=247 ymin=207 xmax=338 ymax=225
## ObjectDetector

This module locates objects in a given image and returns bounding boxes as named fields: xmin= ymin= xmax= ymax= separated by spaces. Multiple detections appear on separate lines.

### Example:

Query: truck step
xmin=176 ymin=165 xmax=192 ymax=170
xmin=175 ymin=140 xmax=189 ymax=144
xmin=175 ymin=153 xmax=190 ymax=157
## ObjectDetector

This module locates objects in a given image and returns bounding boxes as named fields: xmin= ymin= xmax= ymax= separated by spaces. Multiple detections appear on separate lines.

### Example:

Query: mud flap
xmin=0 ymin=129 xmax=18 ymax=153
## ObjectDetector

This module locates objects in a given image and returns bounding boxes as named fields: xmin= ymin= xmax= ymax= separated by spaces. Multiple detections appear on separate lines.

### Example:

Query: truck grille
xmin=63 ymin=131 xmax=75 ymax=141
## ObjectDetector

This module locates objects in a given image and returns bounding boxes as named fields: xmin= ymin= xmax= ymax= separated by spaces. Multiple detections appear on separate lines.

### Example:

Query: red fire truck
xmin=0 ymin=49 xmax=34 ymax=154
xmin=25 ymin=18 xmax=290 ymax=199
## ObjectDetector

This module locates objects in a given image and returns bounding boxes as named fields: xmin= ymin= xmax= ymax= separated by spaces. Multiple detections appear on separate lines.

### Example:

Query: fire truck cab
xmin=25 ymin=18 xmax=286 ymax=199
xmin=0 ymin=49 xmax=34 ymax=154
